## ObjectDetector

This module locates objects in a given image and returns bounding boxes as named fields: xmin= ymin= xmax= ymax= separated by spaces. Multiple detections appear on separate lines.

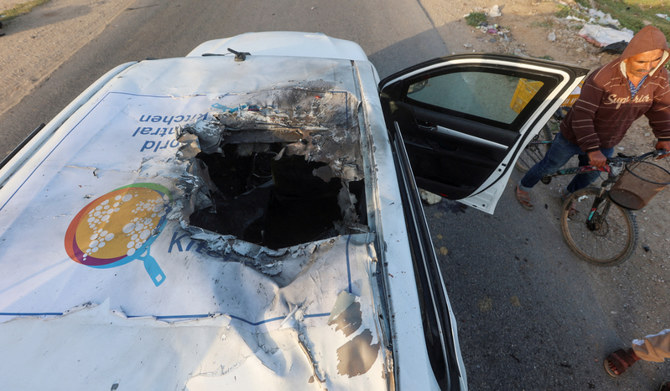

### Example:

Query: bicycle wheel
xmin=560 ymin=187 xmax=637 ymax=266
xmin=515 ymin=122 xmax=554 ymax=173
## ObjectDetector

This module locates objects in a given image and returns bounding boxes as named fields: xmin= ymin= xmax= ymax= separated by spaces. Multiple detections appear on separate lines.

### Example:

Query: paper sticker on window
xmin=510 ymin=78 xmax=544 ymax=113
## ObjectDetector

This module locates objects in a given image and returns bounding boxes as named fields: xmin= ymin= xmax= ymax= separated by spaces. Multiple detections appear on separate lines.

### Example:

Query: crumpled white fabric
xmin=578 ymin=24 xmax=634 ymax=47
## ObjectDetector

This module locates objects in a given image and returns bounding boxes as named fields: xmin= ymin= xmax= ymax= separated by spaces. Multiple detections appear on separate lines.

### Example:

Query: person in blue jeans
xmin=517 ymin=132 xmax=614 ymax=207
xmin=515 ymin=26 xmax=670 ymax=210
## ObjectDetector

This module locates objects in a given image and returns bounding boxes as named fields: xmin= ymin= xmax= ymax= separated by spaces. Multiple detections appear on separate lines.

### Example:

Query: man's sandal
xmin=659 ymin=382 xmax=670 ymax=391
xmin=515 ymin=185 xmax=533 ymax=210
xmin=603 ymin=349 xmax=640 ymax=377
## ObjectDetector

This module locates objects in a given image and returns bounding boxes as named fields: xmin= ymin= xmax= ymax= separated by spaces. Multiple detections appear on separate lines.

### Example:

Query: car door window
xmin=406 ymin=72 xmax=544 ymax=125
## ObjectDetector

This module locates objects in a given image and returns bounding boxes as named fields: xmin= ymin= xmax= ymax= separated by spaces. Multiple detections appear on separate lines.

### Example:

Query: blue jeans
xmin=519 ymin=132 xmax=614 ymax=194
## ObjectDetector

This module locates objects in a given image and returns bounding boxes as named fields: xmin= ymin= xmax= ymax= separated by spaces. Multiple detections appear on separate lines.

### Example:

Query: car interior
xmin=381 ymin=64 xmax=561 ymax=200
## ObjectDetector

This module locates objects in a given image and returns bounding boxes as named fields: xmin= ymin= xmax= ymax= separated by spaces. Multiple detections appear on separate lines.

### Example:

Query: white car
xmin=0 ymin=32 xmax=585 ymax=390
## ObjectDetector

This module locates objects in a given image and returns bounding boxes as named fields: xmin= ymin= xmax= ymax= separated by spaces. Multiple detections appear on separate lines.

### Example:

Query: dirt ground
xmin=1 ymin=0 xmax=668 ymax=261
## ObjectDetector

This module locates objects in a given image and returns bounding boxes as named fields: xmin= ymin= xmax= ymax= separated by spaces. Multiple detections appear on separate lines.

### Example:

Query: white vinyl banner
xmin=0 ymin=57 xmax=386 ymax=390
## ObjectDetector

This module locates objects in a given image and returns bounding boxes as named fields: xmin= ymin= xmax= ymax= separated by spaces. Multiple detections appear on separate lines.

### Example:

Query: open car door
xmin=380 ymin=54 xmax=588 ymax=214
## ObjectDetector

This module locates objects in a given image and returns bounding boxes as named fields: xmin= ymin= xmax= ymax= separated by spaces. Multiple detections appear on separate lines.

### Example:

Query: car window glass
xmin=406 ymin=72 xmax=544 ymax=124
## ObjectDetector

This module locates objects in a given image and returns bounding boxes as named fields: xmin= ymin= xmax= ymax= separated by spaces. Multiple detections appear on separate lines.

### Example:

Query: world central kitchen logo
xmin=64 ymin=183 xmax=172 ymax=286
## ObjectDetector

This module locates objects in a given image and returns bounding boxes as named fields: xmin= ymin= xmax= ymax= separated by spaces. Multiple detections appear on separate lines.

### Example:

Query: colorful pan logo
xmin=64 ymin=183 xmax=173 ymax=286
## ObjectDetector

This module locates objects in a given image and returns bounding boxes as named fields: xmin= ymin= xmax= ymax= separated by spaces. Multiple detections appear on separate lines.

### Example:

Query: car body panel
xmin=187 ymin=31 xmax=370 ymax=62
xmin=353 ymin=60 xmax=467 ymax=390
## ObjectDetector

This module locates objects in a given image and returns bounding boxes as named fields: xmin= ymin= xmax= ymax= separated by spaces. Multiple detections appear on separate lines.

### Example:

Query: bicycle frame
xmin=541 ymin=150 xmax=661 ymax=186
xmin=584 ymin=187 xmax=609 ymax=230
xmin=540 ymin=164 xmax=610 ymax=185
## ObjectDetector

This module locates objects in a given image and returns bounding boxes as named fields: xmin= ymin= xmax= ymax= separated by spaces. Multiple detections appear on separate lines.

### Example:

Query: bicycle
xmin=540 ymin=150 xmax=670 ymax=266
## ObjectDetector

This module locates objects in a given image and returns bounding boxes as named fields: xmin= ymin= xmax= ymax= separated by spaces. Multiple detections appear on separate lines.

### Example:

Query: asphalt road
xmin=1 ymin=0 xmax=668 ymax=390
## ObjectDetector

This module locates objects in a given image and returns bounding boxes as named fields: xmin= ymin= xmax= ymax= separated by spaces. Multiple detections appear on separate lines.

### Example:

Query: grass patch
xmin=593 ymin=0 xmax=670 ymax=38
xmin=555 ymin=4 xmax=582 ymax=19
xmin=465 ymin=12 xmax=488 ymax=27
xmin=0 ymin=0 xmax=51 ymax=22
xmin=555 ymin=5 xmax=570 ymax=19
xmin=621 ymin=0 xmax=670 ymax=6
xmin=532 ymin=18 xmax=554 ymax=29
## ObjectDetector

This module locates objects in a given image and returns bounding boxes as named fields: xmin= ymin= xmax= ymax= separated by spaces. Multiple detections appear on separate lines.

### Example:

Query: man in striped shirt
xmin=515 ymin=25 xmax=670 ymax=210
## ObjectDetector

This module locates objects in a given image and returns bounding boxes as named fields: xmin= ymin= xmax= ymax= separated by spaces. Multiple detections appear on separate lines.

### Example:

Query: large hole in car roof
xmin=176 ymin=87 xmax=368 ymax=250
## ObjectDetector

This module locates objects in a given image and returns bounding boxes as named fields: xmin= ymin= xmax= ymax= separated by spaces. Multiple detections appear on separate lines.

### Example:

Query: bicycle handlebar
xmin=608 ymin=149 xmax=667 ymax=164
xmin=542 ymin=150 xmax=668 ymax=181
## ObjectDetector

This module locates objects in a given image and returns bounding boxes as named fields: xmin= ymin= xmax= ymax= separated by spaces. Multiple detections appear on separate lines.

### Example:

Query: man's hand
xmin=587 ymin=150 xmax=607 ymax=167
xmin=655 ymin=140 xmax=670 ymax=158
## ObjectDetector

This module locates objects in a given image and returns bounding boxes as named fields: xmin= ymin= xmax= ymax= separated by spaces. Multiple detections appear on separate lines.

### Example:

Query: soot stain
xmin=327 ymin=301 xmax=362 ymax=337
xmin=336 ymin=329 xmax=380 ymax=377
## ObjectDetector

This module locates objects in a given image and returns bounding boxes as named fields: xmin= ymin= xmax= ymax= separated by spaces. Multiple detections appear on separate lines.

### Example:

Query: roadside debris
xmin=420 ymin=189 xmax=442 ymax=205
xmin=461 ymin=2 xmax=643 ymax=65
xmin=578 ymin=23 xmax=634 ymax=48
xmin=586 ymin=8 xmax=623 ymax=28
xmin=557 ymin=6 xmax=635 ymax=48
xmin=480 ymin=24 xmax=510 ymax=38
xmin=600 ymin=40 xmax=628 ymax=54
xmin=487 ymin=5 xmax=502 ymax=18
xmin=465 ymin=5 xmax=509 ymax=41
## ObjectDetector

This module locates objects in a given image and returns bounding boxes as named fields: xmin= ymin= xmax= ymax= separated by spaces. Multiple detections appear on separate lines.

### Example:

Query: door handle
xmin=417 ymin=123 xmax=437 ymax=132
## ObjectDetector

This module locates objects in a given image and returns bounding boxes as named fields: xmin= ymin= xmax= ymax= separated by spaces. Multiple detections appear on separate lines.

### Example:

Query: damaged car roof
xmin=0 ymin=52 xmax=437 ymax=389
